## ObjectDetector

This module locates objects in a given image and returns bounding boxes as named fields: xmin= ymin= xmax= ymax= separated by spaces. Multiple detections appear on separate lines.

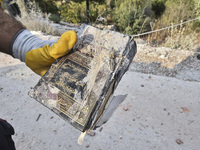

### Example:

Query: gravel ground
xmin=132 ymin=41 xmax=200 ymax=82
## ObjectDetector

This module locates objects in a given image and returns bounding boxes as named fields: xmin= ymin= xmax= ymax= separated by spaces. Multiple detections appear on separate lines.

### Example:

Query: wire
xmin=131 ymin=17 xmax=200 ymax=38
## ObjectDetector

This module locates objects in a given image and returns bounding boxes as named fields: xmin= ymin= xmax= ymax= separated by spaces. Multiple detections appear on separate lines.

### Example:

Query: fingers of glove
xmin=26 ymin=45 xmax=55 ymax=76
xmin=26 ymin=31 xmax=77 ymax=76
xmin=49 ymin=30 xmax=78 ymax=59
xmin=34 ymin=67 xmax=49 ymax=77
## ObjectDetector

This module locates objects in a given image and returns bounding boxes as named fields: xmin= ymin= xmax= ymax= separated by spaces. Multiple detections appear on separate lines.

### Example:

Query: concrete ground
xmin=0 ymin=52 xmax=200 ymax=150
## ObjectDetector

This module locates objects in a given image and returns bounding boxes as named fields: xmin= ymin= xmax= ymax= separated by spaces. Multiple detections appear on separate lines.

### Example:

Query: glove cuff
xmin=10 ymin=28 xmax=26 ymax=56
xmin=12 ymin=29 xmax=56 ymax=62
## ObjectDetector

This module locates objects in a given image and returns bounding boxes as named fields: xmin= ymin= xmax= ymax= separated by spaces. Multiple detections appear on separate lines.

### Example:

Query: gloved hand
xmin=25 ymin=31 xmax=78 ymax=76
xmin=12 ymin=29 xmax=78 ymax=76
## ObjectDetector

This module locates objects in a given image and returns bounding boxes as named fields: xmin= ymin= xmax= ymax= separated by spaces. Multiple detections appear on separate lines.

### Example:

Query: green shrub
xmin=60 ymin=1 xmax=85 ymax=23
xmin=60 ymin=1 xmax=107 ymax=24
xmin=151 ymin=0 xmax=166 ymax=18
xmin=49 ymin=14 xmax=60 ymax=23
xmin=112 ymin=0 xmax=153 ymax=35
xmin=35 ymin=0 xmax=59 ymax=14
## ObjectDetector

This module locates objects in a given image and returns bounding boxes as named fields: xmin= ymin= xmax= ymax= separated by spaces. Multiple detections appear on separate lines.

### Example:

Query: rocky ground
xmin=133 ymin=39 xmax=200 ymax=82
xmin=0 ymin=31 xmax=200 ymax=150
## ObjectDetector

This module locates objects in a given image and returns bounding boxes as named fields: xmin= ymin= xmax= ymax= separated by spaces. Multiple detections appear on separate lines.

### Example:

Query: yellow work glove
xmin=25 ymin=31 xmax=78 ymax=76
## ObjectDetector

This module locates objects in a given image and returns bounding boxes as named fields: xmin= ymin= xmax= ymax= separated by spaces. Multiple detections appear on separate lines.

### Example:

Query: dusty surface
xmin=0 ymin=33 xmax=200 ymax=150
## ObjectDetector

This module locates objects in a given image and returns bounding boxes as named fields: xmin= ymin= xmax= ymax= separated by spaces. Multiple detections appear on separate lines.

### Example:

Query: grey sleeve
xmin=12 ymin=29 xmax=56 ymax=62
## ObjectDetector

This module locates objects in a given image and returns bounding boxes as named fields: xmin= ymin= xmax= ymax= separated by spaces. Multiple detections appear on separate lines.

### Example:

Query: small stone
xmin=176 ymin=139 xmax=183 ymax=145
xmin=86 ymin=131 xmax=95 ymax=136
xmin=53 ymin=130 xmax=57 ymax=134
xmin=86 ymin=144 xmax=89 ymax=148
xmin=123 ymin=107 xmax=128 ymax=111
xmin=99 ymin=127 xmax=103 ymax=132
xmin=181 ymin=107 xmax=190 ymax=113
xmin=159 ymin=55 xmax=165 ymax=59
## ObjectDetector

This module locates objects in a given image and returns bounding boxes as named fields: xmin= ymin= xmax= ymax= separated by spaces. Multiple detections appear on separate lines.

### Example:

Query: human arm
xmin=0 ymin=6 xmax=24 ymax=55
xmin=0 ymin=7 xmax=78 ymax=76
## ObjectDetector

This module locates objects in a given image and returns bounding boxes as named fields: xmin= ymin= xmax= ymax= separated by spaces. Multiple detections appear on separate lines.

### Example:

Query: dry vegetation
xmin=147 ymin=22 xmax=200 ymax=51
xmin=16 ymin=0 xmax=60 ymax=36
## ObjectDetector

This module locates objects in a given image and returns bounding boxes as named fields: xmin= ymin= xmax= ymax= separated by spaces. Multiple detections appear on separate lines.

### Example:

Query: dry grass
xmin=16 ymin=0 xmax=60 ymax=36
xmin=147 ymin=21 xmax=199 ymax=51
xmin=164 ymin=25 xmax=199 ymax=51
